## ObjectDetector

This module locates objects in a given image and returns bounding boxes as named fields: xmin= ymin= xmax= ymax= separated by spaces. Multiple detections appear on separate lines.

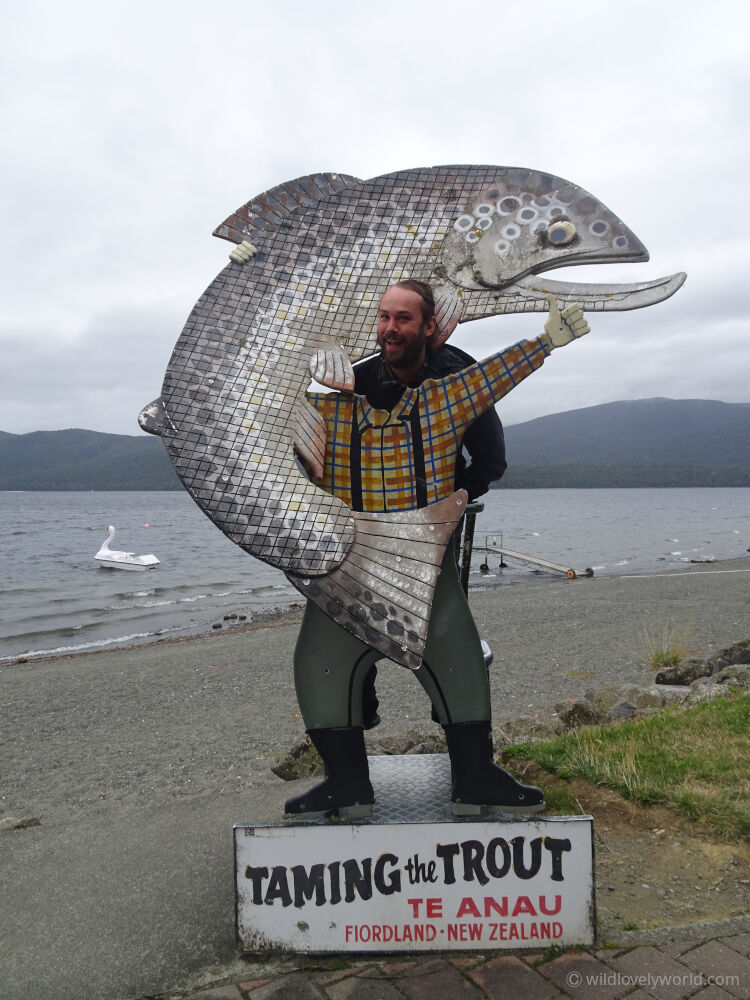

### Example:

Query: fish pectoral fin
xmin=308 ymin=344 xmax=355 ymax=391
xmin=286 ymin=490 xmax=468 ymax=670
xmin=431 ymin=283 xmax=465 ymax=347
xmin=138 ymin=398 xmax=174 ymax=437
xmin=291 ymin=398 xmax=327 ymax=479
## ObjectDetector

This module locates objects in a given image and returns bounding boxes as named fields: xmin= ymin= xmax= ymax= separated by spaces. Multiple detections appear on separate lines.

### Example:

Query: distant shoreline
xmin=8 ymin=553 xmax=749 ymax=669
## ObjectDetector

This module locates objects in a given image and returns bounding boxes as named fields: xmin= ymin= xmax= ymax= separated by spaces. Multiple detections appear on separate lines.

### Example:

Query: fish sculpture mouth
xmin=488 ymin=270 xmax=687 ymax=317
xmin=471 ymin=241 xmax=652 ymax=292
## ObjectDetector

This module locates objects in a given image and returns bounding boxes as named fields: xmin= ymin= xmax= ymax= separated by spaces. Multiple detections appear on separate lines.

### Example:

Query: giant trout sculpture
xmin=140 ymin=165 xmax=685 ymax=669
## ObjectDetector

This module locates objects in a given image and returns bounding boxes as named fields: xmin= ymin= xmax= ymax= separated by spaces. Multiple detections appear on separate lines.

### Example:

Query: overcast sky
xmin=1 ymin=0 xmax=748 ymax=436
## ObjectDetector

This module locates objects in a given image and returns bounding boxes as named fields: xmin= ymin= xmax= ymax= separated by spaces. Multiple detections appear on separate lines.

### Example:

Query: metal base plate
xmin=285 ymin=754 xmax=542 ymax=826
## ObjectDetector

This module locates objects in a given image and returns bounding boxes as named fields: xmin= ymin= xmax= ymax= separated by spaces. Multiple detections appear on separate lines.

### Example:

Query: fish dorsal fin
xmin=291 ymin=398 xmax=327 ymax=480
xmin=308 ymin=344 xmax=355 ymax=391
xmin=213 ymin=172 xmax=362 ymax=245
xmin=138 ymin=397 xmax=174 ymax=437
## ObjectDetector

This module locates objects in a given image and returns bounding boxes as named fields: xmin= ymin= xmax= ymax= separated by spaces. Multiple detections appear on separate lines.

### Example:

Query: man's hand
xmin=544 ymin=294 xmax=590 ymax=348
xmin=229 ymin=240 xmax=258 ymax=264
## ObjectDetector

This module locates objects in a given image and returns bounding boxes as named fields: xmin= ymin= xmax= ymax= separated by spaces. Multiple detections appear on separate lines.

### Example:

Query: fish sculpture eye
xmin=547 ymin=219 xmax=577 ymax=246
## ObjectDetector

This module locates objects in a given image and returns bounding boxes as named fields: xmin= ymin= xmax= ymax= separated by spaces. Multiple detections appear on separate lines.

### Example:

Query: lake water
xmin=1 ymin=488 xmax=748 ymax=663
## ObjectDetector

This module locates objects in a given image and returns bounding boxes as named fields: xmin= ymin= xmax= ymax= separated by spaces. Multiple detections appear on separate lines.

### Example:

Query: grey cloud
xmin=0 ymin=0 xmax=748 ymax=434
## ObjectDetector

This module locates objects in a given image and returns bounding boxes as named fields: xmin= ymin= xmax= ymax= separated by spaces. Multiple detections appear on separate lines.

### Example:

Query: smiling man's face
xmin=376 ymin=285 xmax=437 ymax=381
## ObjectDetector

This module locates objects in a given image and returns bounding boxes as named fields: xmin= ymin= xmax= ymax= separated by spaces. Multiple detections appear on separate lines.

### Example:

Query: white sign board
xmin=235 ymin=816 xmax=594 ymax=953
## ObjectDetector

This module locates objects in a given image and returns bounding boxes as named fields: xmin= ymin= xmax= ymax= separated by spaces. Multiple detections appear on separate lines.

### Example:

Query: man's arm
xmin=456 ymin=292 xmax=587 ymax=498
xmin=429 ymin=344 xmax=506 ymax=500
xmin=426 ymin=299 xmax=590 ymax=444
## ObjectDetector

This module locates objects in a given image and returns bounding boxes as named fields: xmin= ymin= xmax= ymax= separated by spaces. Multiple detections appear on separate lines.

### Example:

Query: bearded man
xmin=284 ymin=280 xmax=590 ymax=821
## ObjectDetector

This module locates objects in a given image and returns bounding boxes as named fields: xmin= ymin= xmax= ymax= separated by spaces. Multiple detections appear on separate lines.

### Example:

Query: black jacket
xmin=352 ymin=344 xmax=507 ymax=500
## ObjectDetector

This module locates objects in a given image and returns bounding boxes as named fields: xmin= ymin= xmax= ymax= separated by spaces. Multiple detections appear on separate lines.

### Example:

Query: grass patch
xmin=536 ymin=781 xmax=582 ymax=816
xmin=642 ymin=622 xmax=695 ymax=670
xmin=505 ymin=693 xmax=750 ymax=840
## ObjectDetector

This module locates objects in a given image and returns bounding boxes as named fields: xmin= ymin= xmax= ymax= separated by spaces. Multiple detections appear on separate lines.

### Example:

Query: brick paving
xmin=540 ymin=951 xmax=630 ymax=1000
xmin=180 ymin=932 xmax=750 ymax=1000
xmin=612 ymin=945 xmax=700 ymax=1000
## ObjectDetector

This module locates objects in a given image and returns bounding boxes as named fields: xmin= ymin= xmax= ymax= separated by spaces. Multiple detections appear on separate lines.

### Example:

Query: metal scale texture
xmin=141 ymin=165 xmax=685 ymax=668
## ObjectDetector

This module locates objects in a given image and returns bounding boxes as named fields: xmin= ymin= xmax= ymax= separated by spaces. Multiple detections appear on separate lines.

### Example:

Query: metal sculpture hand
xmin=229 ymin=240 xmax=258 ymax=264
xmin=544 ymin=294 xmax=590 ymax=348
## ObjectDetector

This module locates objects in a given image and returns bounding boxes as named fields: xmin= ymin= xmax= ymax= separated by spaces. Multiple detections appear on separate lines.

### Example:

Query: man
xmin=353 ymin=280 xmax=506 ymax=729
xmin=354 ymin=280 xmax=507 ymax=500
xmin=284 ymin=281 xmax=590 ymax=821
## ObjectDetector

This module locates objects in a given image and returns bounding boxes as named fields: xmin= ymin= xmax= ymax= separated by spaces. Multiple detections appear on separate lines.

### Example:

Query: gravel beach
xmin=3 ymin=557 xmax=749 ymax=828
xmin=1 ymin=556 xmax=748 ymax=1000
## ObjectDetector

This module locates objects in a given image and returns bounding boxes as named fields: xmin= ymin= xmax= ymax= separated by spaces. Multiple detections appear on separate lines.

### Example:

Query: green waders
xmin=293 ymin=547 xmax=490 ymax=729
xmin=285 ymin=546 xmax=544 ymax=818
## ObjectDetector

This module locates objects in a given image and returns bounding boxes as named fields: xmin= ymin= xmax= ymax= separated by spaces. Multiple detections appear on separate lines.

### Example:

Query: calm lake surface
xmin=1 ymin=488 xmax=748 ymax=662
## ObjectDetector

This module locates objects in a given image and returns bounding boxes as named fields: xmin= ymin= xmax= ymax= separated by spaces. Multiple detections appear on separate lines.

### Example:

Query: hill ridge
xmin=1 ymin=398 xmax=748 ymax=489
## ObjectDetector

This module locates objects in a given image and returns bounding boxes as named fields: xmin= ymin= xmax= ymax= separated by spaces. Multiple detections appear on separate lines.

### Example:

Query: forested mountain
xmin=0 ymin=429 xmax=180 ymax=490
xmin=497 ymin=398 xmax=750 ymax=487
xmin=1 ymin=399 xmax=748 ymax=490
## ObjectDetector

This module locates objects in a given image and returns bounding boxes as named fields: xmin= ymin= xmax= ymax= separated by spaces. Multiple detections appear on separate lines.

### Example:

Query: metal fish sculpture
xmin=140 ymin=165 xmax=685 ymax=669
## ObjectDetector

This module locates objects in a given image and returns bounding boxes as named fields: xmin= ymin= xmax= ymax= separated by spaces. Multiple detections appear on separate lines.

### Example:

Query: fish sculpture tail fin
xmin=287 ymin=490 xmax=468 ymax=669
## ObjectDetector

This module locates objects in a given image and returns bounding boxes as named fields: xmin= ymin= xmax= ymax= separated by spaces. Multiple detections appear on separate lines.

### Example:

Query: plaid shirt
xmin=308 ymin=335 xmax=551 ymax=512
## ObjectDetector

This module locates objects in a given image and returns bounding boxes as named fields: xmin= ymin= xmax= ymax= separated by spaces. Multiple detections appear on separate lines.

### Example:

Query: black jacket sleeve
xmin=458 ymin=408 xmax=506 ymax=500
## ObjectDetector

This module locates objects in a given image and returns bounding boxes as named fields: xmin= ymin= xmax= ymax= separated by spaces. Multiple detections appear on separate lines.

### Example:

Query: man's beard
xmin=380 ymin=325 xmax=428 ymax=375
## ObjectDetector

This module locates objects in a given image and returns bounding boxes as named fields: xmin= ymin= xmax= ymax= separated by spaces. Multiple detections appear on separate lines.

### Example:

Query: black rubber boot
xmin=443 ymin=721 xmax=545 ymax=817
xmin=283 ymin=727 xmax=374 ymax=820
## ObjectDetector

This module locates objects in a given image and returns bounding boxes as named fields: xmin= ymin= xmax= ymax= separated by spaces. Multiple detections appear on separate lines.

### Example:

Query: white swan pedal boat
xmin=95 ymin=525 xmax=160 ymax=571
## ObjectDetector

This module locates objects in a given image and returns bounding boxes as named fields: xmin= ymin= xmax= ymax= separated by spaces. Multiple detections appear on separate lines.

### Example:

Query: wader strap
xmin=349 ymin=413 xmax=363 ymax=512
xmin=409 ymin=403 xmax=428 ymax=509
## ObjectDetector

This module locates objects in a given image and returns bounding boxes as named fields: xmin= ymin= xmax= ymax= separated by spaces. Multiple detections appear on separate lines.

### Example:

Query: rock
xmin=1 ymin=816 xmax=41 ymax=831
xmin=370 ymin=732 xmax=431 ymax=756
xmin=609 ymin=700 xmax=636 ymax=721
xmin=554 ymin=698 xmax=600 ymax=729
xmin=657 ymin=685 xmax=692 ymax=701
xmin=711 ymin=639 xmax=750 ymax=667
xmin=655 ymin=659 xmax=711 ymax=685
xmin=629 ymin=687 xmax=669 ymax=710
xmin=271 ymin=737 xmax=322 ymax=781
xmin=584 ymin=686 xmax=627 ymax=719
xmin=684 ymin=684 xmax=726 ymax=706
xmin=497 ymin=711 xmax=563 ymax=745
xmin=713 ymin=664 xmax=750 ymax=689
xmin=405 ymin=734 xmax=446 ymax=755
xmin=706 ymin=657 xmax=729 ymax=674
